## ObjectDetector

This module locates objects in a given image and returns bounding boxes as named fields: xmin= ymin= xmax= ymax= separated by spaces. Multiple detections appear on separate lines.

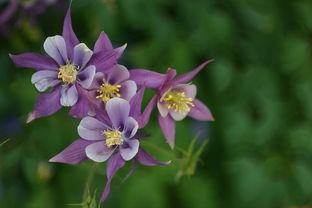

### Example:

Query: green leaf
xmin=67 ymin=187 xmax=100 ymax=208
xmin=175 ymin=138 xmax=208 ymax=182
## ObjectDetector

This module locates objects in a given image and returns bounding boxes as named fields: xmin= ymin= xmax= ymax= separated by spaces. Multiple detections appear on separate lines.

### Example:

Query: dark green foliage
xmin=1 ymin=0 xmax=312 ymax=207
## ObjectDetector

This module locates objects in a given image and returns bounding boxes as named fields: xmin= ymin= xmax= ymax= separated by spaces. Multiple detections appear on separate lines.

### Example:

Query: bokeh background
xmin=1 ymin=0 xmax=312 ymax=207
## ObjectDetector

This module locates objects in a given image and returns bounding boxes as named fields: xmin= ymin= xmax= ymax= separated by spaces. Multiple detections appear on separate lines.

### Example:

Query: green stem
xmin=0 ymin=138 xmax=10 ymax=147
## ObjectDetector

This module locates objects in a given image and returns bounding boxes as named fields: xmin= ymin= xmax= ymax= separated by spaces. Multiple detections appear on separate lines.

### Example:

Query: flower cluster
xmin=10 ymin=8 xmax=214 ymax=203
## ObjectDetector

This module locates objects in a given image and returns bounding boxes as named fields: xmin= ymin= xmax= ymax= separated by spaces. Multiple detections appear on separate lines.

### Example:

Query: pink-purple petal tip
xmin=136 ymin=148 xmax=171 ymax=166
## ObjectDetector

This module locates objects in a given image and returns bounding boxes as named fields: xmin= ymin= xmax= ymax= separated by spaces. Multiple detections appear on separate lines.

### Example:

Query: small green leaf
xmin=175 ymin=138 xmax=208 ymax=182
xmin=67 ymin=187 xmax=99 ymax=208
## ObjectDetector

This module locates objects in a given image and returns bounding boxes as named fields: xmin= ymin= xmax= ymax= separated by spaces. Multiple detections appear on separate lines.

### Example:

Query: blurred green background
xmin=1 ymin=0 xmax=312 ymax=207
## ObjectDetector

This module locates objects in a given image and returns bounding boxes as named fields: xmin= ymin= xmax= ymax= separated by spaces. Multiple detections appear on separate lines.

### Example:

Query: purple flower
xmin=0 ymin=1 xmax=18 ymax=36
xmin=87 ymin=64 xmax=137 ymax=112
xmin=0 ymin=0 xmax=66 ymax=36
xmin=80 ymin=98 xmax=140 ymax=162
xmin=129 ymin=60 xmax=215 ymax=148
xmin=10 ymin=8 xmax=126 ymax=122
xmin=49 ymin=97 xmax=170 ymax=203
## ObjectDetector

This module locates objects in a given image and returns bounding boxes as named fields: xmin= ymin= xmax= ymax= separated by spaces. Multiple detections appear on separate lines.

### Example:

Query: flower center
xmin=102 ymin=129 xmax=123 ymax=148
xmin=163 ymin=90 xmax=195 ymax=114
xmin=58 ymin=64 xmax=77 ymax=84
xmin=96 ymin=83 xmax=121 ymax=103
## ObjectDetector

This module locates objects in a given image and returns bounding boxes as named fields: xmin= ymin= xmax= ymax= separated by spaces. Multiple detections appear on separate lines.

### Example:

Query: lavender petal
xmin=120 ymin=139 xmax=139 ymax=161
xmin=43 ymin=35 xmax=68 ymax=66
xmin=157 ymin=101 xmax=169 ymax=118
xmin=175 ymin=84 xmax=197 ymax=99
xmin=73 ymin=43 xmax=93 ymax=69
xmin=60 ymin=84 xmax=78 ymax=106
xmin=31 ymin=70 xmax=60 ymax=92
xmin=106 ymin=98 xmax=130 ymax=129
xmin=119 ymin=80 xmax=137 ymax=101
xmin=78 ymin=116 xmax=108 ymax=141
xmin=88 ymin=72 xmax=105 ymax=90
xmin=77 ymin=65 xmax=96 ymax=89
xmin=86 ymin=141 xmax=115 ymax=162
xmin=169 ymin=84 xmax=197 ymax=121
xmin=107 ymin=64 xmax=130 ymax=85
xmin=123 ymin=117 xmax=139 ymax=138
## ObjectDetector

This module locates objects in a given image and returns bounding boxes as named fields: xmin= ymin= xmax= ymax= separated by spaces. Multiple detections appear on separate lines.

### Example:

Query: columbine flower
xmin=129 ymin=60 xmax=214 ymax=148
xmin=10 ymin=8 xmax=126 ymax=122
xmin=79 ymin=98 xmax=141 ymax=162
xmin=88 ymin=64 xmax=137 ymax=111
xmin=0 ymin=0 xmax=66 ymax=36
xmin=49 ymin=97 xmax=169 ymax=203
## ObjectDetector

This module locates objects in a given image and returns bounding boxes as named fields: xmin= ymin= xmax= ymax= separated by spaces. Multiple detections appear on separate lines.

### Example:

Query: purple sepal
xmin=49 ymin=139 xmax=92 ymax=164
xmin=27 ymin=86 xmax=62 ymax=123
xmin=89 ymin=44 xmax=126 ymax=73
xmin=62 ymin=7 xmax=79 ymax=59
xmin=188 ymin=99 xmax=214 ymax=121
xmin=100 ymin=152 xmax=126 ymax=203
xmin=133 ymin=132 xmax=150 ymax=139
xmin=139 ymin=95 xmax=158 ymax=128
xmin=0 ymin=2 xmax=17 ymax=25
xmin=136 ymin=148 xmax=170 ymax=166
xmin=129 ymin=69 xmax=166 ymax=89
xmin=94 ymin=31 xmax=113 ymax=53
xmin=173 ymin=60 xmax=213 ymax=84
xmin=10 ymin=53 xmax=58 ymax=71
xmin=120 ymin=160 xmax=137 ymax=184
xmin=158 ymin=114 xmax=176 ymax=149
xmin=129 ymin=87 xmax=145 ymax=121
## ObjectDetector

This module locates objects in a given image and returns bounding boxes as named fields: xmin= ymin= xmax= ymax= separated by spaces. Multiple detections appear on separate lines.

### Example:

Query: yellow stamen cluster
xmin=96 ymin=83 xmax=121 ymax=103
xmin=58 ymin=64 xmax=78 ymax=84
xmin=163 ymin=90 xmax=195 ymax=114
xmin=102 ymin=130 xmax=123 ymax=148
